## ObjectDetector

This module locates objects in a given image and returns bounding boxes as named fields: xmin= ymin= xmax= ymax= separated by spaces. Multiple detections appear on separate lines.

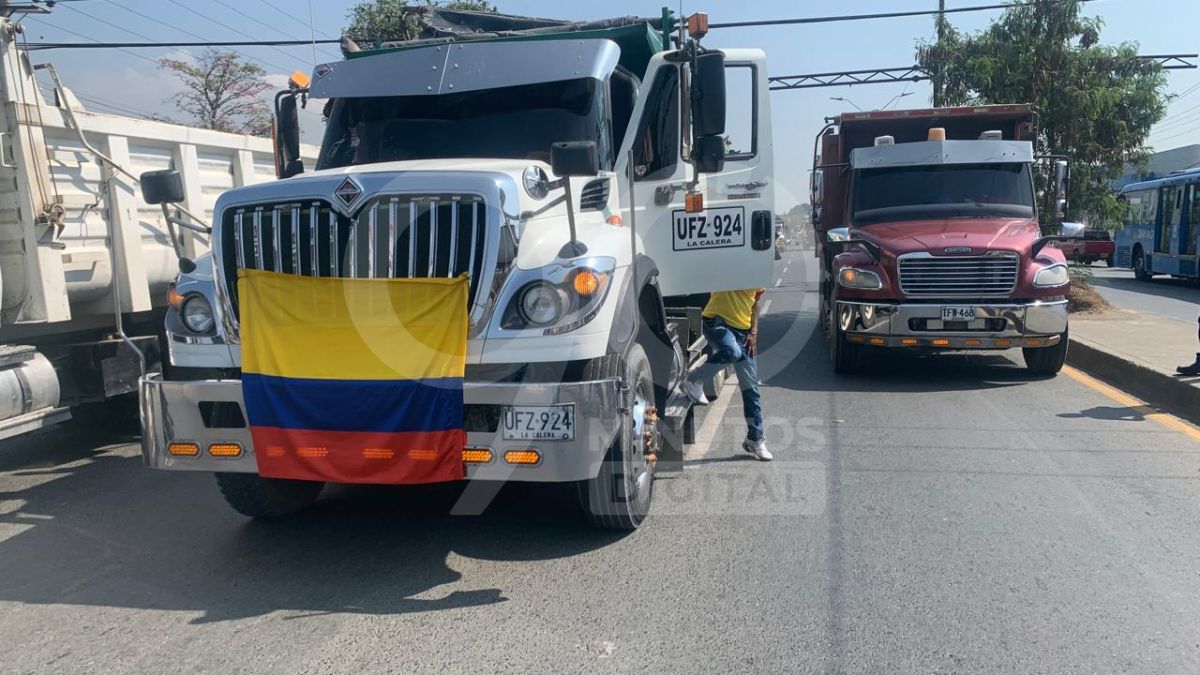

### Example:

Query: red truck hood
xmin=851 ymin=218 xmax=1039 ymax=255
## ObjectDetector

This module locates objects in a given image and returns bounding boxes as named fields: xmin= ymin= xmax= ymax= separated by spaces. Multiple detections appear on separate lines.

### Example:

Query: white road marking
xmin=782 ymin=266 xmax=789 ymax=275
xmin=759 ymin=299 xmax=772 ymax=314
xmin=774 ymin=278 xmax=783 ymax=287
xmin=692 ymin=380 xmax=739 ymax=459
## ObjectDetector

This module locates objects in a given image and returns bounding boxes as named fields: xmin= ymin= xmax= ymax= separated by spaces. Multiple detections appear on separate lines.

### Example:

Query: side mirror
xmin=827 ymin=226 xmax=850 ymax=243
xmin=274 ymin=92 xmax=303 ymax=179
xmin=550 ymin=141 xmax=599 ymax=177
xmin=692 ymin=134 xmax=725 ymax=174
xmin=1060 ymin=221 xmax=1084 ymax=238
xmin=1053 ymin=159 xmax=1069 ymax=217
xmin=691 ymin=51 xmax=726 ymax=138
xmin=139 ymin=169 xmax=185 ymax=205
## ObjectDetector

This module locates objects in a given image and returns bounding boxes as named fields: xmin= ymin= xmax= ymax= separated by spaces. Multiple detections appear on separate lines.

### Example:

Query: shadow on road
xmin=0 ymin=421 xmax=624 ymax=625
xmin=1058 ymin=405 xmax=1148 ymax=422
xmin=758 ymin=315 xmax=1038 ymax=394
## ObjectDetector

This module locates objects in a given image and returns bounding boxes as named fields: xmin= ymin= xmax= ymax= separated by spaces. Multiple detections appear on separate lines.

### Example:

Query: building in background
xmin=1114 ymin=144 xmax=1200 ymax=189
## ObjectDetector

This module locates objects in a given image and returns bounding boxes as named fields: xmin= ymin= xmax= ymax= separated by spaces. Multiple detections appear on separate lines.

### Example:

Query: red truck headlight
xmin=838 ymin=267 xmax=883 ymax=290
xmin=1033 ymin=263 xmax=1069 ymax=288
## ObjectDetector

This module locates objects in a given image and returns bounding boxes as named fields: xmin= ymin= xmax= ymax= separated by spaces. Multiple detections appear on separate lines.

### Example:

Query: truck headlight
xmin=181 ymin=294 xmax=215 ymax=334
xmin=1033 ymin=263 xmax=1069 ymax=288
xmin=500 ymin=258 xmax=615 ymax=334
xmin=519 ymin=283 xmax=567 ymax=326
xmin=838 ymin=267 xmax=883 ymax=290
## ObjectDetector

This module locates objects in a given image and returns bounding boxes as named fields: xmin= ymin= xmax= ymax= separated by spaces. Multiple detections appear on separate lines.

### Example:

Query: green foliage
xmin=158 ymin=50 xmax=272 ymax=137
xmin=345 ymin=0 xmax=498 ymax=44
xmin=916 ymin=0 xmax=1169 ymax=228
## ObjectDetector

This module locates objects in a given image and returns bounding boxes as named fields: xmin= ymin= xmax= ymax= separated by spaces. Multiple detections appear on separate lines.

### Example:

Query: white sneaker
xmin=679 ymin=380 xmax=709 ymax=405
xmin=742 ymin=438 xmax=773 ymax=461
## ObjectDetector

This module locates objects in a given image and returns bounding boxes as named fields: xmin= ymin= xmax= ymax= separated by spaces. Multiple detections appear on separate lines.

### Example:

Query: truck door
xmin=615 ymin=53 xmax=774 ymax=298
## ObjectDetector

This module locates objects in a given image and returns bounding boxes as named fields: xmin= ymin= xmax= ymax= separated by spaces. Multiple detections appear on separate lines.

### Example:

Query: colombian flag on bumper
xmin=238 ymin=269 xmax=467 ymax=484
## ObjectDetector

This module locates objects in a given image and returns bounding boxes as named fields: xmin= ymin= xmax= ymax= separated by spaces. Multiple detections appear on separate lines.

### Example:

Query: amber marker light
xmin=504 ymin=450 xmax=541 ymax=465
xmin=167 ymin=283 xmax=185 ymax=310
xmin=462 ymin=448 xmax=493 ymax=464
xmin=964 ymin=339 xmax=983 ymax=347
xmin=931 ymin=338 xmax=951 ymax=346
xmin=572 ymin=269 xmax=601 ymax=296
xmin=901 ymin=338 xmax=919 ymax=346
xmin=208 ymin=443 xmax=242 ymax=457
xmin=168 ymin=442 xmax=200 ymax=457
xmin=995 ymin=339 xmax=1012 ymax=347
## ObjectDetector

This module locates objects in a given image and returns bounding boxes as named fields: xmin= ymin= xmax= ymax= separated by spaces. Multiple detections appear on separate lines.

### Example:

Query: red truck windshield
xmin=852 ymin=163 xmax=1036 ymax=224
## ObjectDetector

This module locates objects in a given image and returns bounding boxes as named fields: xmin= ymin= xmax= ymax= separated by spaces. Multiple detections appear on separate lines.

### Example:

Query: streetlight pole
xmin=933 ymin=0 xmax=946 ymax=107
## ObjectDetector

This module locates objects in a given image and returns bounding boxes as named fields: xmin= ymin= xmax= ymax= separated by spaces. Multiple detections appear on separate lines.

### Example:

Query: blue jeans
xmin=689 ymin=316 xmax=764 ymax=442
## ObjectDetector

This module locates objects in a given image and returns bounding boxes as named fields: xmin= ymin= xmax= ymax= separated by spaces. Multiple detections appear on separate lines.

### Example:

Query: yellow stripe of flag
xmin=238 ymin=269 xmax=468 ymax=381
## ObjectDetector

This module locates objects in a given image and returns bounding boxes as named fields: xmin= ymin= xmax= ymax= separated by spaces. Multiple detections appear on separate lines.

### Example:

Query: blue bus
xmin=1115 ymin=169 xmax=1200 ymax=281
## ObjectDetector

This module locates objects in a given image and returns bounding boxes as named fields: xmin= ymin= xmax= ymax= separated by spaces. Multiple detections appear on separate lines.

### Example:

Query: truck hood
xmin=852 ymin=218 xmax=1040 ymax=255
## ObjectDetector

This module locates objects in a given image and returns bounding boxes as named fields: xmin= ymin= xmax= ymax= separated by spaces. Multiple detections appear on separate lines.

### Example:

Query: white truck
xmin=138 ymin=12 xmax=776 ymax=529
xmin=0 ymin=13 xmax=317 ymax=438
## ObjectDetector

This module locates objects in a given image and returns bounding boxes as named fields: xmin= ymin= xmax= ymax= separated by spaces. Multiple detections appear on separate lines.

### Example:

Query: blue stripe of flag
xmin=242 ymin=373 xmax=463 ymax=434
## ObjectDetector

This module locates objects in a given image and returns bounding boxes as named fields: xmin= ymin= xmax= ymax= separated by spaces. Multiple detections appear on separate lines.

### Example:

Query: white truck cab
xmin=138 ymin=13 xmax=775 ymax=530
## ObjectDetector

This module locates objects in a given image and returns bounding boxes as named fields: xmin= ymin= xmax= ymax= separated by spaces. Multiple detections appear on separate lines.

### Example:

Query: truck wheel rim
xmin=629 ymin=383 xmax=653 ymax=498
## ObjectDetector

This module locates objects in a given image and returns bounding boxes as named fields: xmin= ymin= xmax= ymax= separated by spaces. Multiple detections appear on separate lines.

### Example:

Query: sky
xmin=12 ymin=0 xmax=1200 ymax=212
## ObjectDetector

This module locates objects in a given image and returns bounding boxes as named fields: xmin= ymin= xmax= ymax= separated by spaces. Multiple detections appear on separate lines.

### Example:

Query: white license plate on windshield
xmin=671 ymin=206 xmax=746 ymax=251
xmin=941 ymin=306 xmax=977 ymax=321
xmin=502 ymin=404 xmax=575 ymax=441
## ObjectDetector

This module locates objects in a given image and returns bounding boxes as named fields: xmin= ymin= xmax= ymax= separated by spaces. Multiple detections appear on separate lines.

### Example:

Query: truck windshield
xmin=316 ymin=78 xmax=611 ymax=170
xmin=852 ymin=163 xmax=1035 ymax=224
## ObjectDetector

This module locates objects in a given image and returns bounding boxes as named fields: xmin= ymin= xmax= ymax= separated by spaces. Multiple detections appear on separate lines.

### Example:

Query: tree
xmin=345 ymin=0 xmax=498 ymax=44
xmin=158 ymin=50 xmax=272 ymax=137
xmin=916 ymin=0 xmax=1169 ymax=227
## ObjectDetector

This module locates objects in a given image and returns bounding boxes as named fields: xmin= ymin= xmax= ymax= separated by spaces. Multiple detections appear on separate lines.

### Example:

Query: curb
xmin=1067 ymin=336 xmax=1200 ymax=426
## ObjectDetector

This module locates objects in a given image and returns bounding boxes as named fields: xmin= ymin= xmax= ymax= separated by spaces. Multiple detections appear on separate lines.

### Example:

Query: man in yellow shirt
xmin=680 ymin=288 xmax=771 ymax=461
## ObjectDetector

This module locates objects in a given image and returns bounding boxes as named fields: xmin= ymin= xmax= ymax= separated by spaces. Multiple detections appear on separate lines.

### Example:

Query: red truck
xmin=811 ymin=105 xmax=1078 ymax=375
xmin=1063 ymin=229 xmax=1115 ymax=267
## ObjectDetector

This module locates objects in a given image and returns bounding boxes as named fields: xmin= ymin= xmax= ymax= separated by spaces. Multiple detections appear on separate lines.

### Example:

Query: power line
xmin=211 ymin=0 xmax=339 ymax=61
xmin=1148 ymin=121 xmax=1200 ymax=146
xmin=256 ymin=0 xmax=338 ymax=40
xmin=21 ymin=15 xmax=159 ymax=65
xmin=252 ymin=0 xmax=341 ymax=61
xmin=162 ymin=0 xmax=299 ymax=73
xmin=26 ymin=39 xmax=342 ymax=50
xmin=98 ymin=0 xmax=299 ymax=75
xmin=708 ymin=0 xmax=1098 ymax=29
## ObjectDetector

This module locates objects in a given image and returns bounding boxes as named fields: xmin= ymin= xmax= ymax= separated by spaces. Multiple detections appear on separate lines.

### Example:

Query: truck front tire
xmin=577 ymin=343 xmax=656 ymax=531
xmin=215 ymin=473 xmax=324 ymax=519
xmin=829 ymin=299 xmax=861 ymax=374
xmin=1023 ymin=331 xmax=1069 ymax=376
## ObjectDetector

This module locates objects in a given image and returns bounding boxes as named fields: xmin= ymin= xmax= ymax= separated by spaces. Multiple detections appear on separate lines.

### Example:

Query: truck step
xmin=0 ymin=345 xmax=37 ymax=370
xmin=0 ymin=406 xmax=71 ymax=442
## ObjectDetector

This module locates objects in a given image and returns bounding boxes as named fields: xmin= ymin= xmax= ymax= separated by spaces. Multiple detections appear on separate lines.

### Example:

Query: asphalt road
xmin=1089 ymin=265 xmax=1199 ymax=323
xmin=3 ymin=250 xmax=1200 ymax=674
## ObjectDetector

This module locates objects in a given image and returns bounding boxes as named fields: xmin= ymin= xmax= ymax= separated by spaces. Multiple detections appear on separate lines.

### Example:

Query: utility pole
xmin=933 ymin=0 xmax=946 ymax=107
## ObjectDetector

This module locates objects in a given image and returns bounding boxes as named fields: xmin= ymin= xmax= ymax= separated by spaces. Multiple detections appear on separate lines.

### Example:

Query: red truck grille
xmin=898 ymin=254 xmax=1019 ymax=298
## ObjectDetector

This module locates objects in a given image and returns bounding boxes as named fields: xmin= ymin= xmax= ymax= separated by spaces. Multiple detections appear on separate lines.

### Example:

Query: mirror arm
xmin=1031 ymin=235 xmax=1075 ymax=258
xmin=829 ymin=238 xmax=881 ymax=263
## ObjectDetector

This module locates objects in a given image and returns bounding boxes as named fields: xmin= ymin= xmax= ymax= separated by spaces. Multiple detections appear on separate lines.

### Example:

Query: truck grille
xmin=219 ymin=194 xmax=488 ymax=316
xmin=898 ymin=254 xmax=1019 ymax=298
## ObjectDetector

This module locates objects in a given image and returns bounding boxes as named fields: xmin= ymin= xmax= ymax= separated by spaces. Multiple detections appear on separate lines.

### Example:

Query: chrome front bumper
xmin=139 ymin=374 xmax=624 ymax=483
xmin=836 ymin=299 xmax=1068 ymax=348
